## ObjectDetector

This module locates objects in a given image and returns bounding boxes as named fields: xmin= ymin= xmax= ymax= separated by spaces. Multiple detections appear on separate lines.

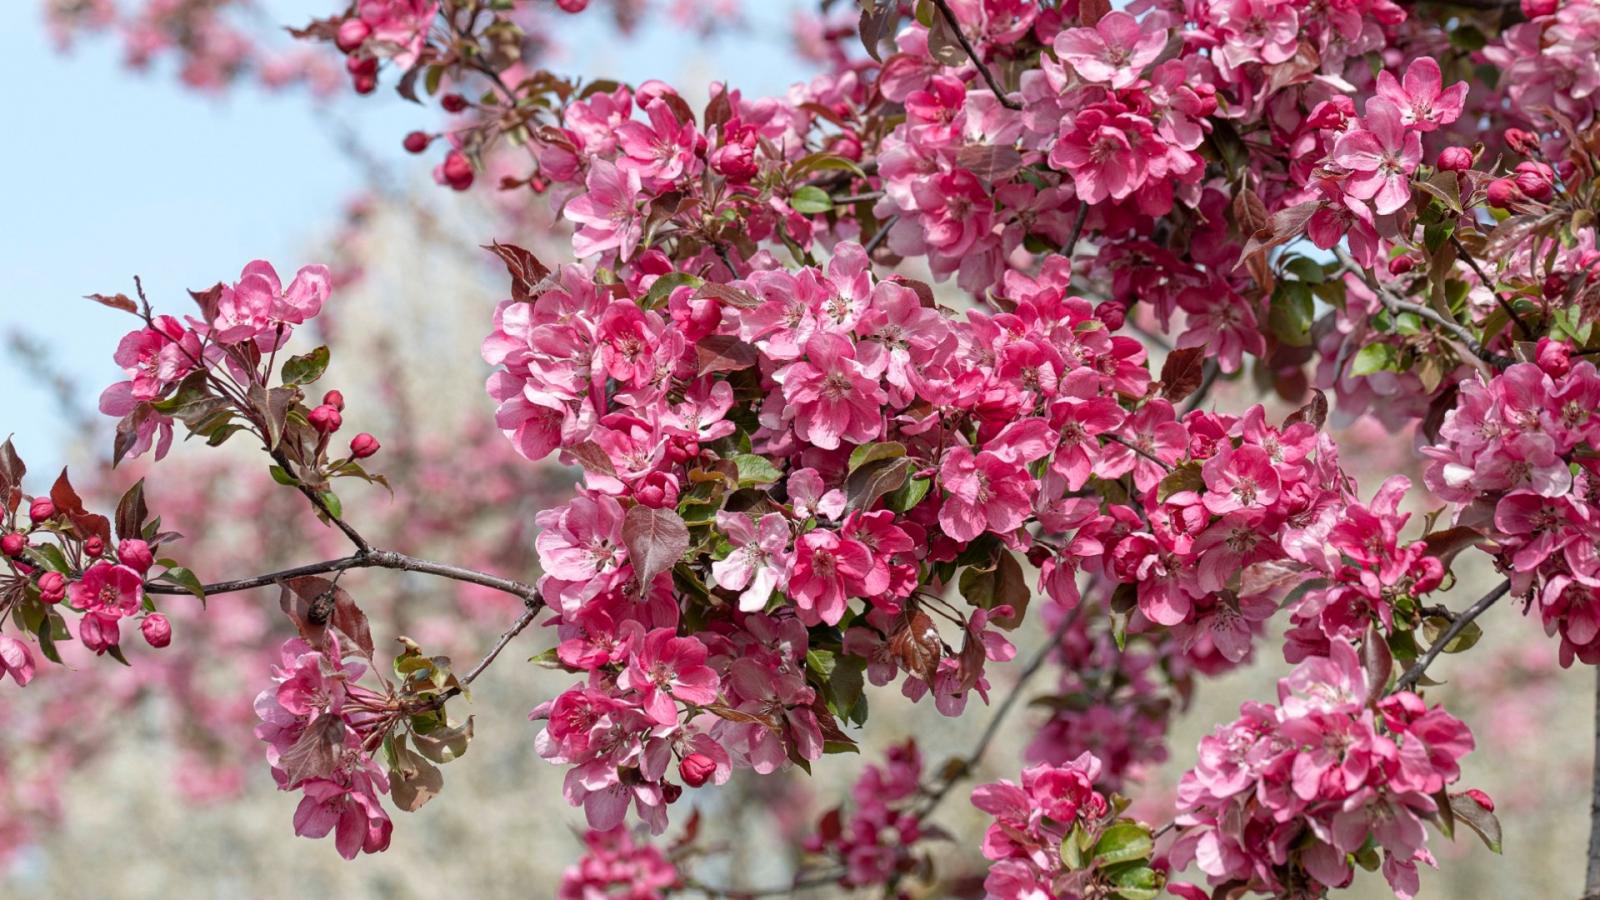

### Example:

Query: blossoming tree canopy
xmin=13 ymin=0 xmax=1600 ymax=894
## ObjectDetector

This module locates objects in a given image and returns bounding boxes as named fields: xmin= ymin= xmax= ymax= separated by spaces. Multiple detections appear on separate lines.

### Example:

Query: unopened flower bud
xmin=1537 ymin=337 xmax=1572 ymax=377
xmin=141 ymin=613 xmax=172 ymax=649
xmin=557 ymin=0 xmax=590 ymax=12
xmin=335 ymin=18 xmax=371 ymax=53
xmin=635 ymin=472 xmax=680 ymax=509
xmin=29 ymin=497 xmax=55 ymax=522
xmin=322 ymin=390 xmax=345 ymax=411
xmin=1544 ymin=273 xmax=1569 ymax=300
xmin=117 ymin=539 xmax=155 ymax=573
xmin=439 ymin=150 xmax=474 ymax=191
xmin=1436 ymin=146 xmax=1473 ymax=172
xmin=79 ymin=612 xmax=119 ymax=654
xmin=309 ymin=404 xmax=343 ymax=435
xmin=1504 ymin=127 xmax=1539 ymax=155
xmin=403 ymin=131 xmax=431 ymax=154
xmin=1486 ymin=178 xmax=1522 ymax=209
xmin=350 ymin=433 xmax=381 ymax=459
xmin=1 ymin=533 xmax=26 ymax=558
xmin=1094 ymin=300 xmax=1127 ymax=332
xmin=1387 ymin=255 xmax=1416 ymax=276
xmin=441 ymin=93 xmax=468 ymax=113
xmin=38 ymin=572 xmax=66 ymax=604
xmin=353 ymin=73 xmax=378 ymax=95
xmin=1513 ymin=161 xmax=1555 ymax=201
xmin=1522 ymin=0 xmax=1558 ymax=17
xmin=679 ymin=752 xmax=717 ymax=787
xmin=83 ymin=535 xmax=105 ymax=558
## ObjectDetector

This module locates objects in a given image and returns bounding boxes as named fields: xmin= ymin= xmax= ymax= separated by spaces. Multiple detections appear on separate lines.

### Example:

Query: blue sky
xmin=0 ymin=0 xmax=811 ymax=467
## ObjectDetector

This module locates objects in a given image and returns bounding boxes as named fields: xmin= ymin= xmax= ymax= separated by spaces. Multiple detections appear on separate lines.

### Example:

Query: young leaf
xmin=622 ymin=505 xmax=690 ymax=593
xmin=281 ymin=346 xmax=331 ymax=385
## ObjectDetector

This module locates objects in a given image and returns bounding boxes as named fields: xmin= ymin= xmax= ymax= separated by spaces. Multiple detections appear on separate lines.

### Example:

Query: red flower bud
xmin=1521 ymin=0 xmax=1558 ymax=17
xmin=1544 ymin=274 xmax=1569 ymax=300
xmin=84 ymin=535 xmax=105 ymax=558
xmin=1485 ymin=178 xmax=1522 ymax=210
xmin=350 ymin=433 xmax=381 ymax=459
xmin=403 ymin=131 xmax=431 ymax=154
xmin=29 ymin=497 xmax=55 ymax=522
xmin=1094 ymin=300 xmax=1127 ymax=332
xmin=345 ymin=54 xmax=377 ymax=77
xmin=1 ymin=533 xmax=26 ymax=558
xmin=1504 ymin=128 xmax=1539 ymax=155
xmin=1537 ymin=337 xmax=1572 ymax=377
xmin=38 ymin=572 xmax=66 ymax=604
xmin=117 ymin=539 xmax=155 ymax=574
xmin=441 ymin=93 xmax=468 ymax=113
xmin=335 ymin=18 xmax=371 ymax=53
xmin=1463 ymin=788 xmax=1496 ymax=812
xmin=440 ymin=150 xmax=474 ymax=191
xmin=1513 ymin=161 xmax=1555 ymax=201
xmin=1436 ymin=146 xmax=1473 ymax=172
xmin=309 ymin=404 xmax=343 ymax=435
xmin=1387 ymin=255 xmax=1416 ymax=276
xmin=322 ymin=389 xmax=346 ymax=411
xmin=141 ymin=613 xmax=173 ymax=649
xmin=679 ymin=752 xmax=718 ymax=788
xmin=353 ymin=72 xmax=378 ymax=95
xmin=557 ymin=0 xmax=590 ymax=11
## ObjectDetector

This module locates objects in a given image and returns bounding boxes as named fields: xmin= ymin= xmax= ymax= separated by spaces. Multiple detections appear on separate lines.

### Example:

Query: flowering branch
xmin=1393 ymin=579 xmax=1511 ymax=692
xmin=1450 ymin=234 xmax=1534 ymax=340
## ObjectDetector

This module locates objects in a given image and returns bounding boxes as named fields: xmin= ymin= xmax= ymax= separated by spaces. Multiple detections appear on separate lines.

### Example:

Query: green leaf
xmin=27 ymin=542 xmax=71 ymax=575
xmin=318 ymin=490 xmax=343 ymax=520
xmin=886 ymin=474 xmax=932 ymax=512
xmin=1092 ymin=822 xmax=1155 ymax=868
xmin=1449 ymin=791 xmax=1503 ymax=854
xmin=1061 ymin=822 xmax=1091 ymax=871
xmin=1107 ymin=863 xmax=1162 ymax=900
xmin=844 ymin=456 xmax=911 ymax=511
xmin=789 ymin=186 xmax=834 ymax=215
xmin=1423 ymin=616 xmax=1483 ymax=654
xmin=157 ymin=566 xmax=207 ymax=604
xmin=1156 ymin=462 xmax=1204 ymax=502
xmin=281 ymin=346 xmax=330 ymax=385
xmin=268 ymin=465 xmax=300 ymax=487
xmin=1350 ymin=342 xmax=1399 ymax=377
xmin=1268 ymin=282 xmax=1315 ymax=347
xmin=847 ymin=441 xmax=906 ymax=474
xmin=730 ymin=454 xmax=783 ymax=487
xmin=640 ymin=272 xmax=703 ymax=309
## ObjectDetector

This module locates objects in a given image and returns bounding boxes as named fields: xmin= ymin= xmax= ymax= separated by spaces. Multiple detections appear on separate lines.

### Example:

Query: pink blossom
xmin=1054 ymin=12 xmax=1166 ymax=89
xmin=1331 ymin=97 xmax=1423 ymax=215
xmin=619 ymin=628 xmax=719 ymax=724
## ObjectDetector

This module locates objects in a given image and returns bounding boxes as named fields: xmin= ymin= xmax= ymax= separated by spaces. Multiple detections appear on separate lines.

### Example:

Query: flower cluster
xmin=971 ymin=753 xmax=1119 ymax=899
xmin=1169 ymin=639 xmax=1476 ymax=898
xmin=558 ymin=825 xmax=681 ymax=900
xmin=253 ymin=634 xmax=393 ymax=859
xmin=1422 ymin=349 xmax=1600 ymax=664
xmin=803 ymin=740 xmax=929 ymax=889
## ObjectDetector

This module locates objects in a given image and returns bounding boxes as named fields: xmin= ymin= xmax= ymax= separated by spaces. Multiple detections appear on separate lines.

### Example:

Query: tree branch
xmin=929 ymin=0 xmax=1021 ymax=109
xmin=1334 ymin=247 xmax=1514 ymax=369
xmin=1103 ymin=433 xmax=1175 ymax=472
xmin=1450 ymin=235 xmax=1533 ymax=341
xmin=915 ymin=603 xmax=1083 ymax=817
xmin=1586 ymin=665 xmax=1600 ymax=899
xmin=1393 ymin=579 xmax=1510 ymax=691
xmin=1062 ymin=203 xmax=1090 ymax=259
xmin=145 ymin=548 xmax=542 ymax=604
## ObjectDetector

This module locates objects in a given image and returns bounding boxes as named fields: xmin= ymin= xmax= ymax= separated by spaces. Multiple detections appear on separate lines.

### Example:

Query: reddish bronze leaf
xmin=622 ymin=505 xmax=690 ymax=593
xmin=889 ymin=609 xmax=943 ymax=685
xmin=482 ymin=241 xmax=552 ymax=302
xmin=85 ymin=293 xmax=138 ymax=314
xmin=280 ymin=715 xmax=345 ymax=786
xmin=1159 ymin=348 xmax=1208 ymax=402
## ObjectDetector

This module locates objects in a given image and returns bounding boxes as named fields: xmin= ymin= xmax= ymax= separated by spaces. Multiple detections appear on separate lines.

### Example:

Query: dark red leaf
xmin=1159 ymin=348 xmax=1208 ymax=402
xmin=622 ymin=505 xmax=690 ymax=594
xmin=85 ymin=293 xmax=138 ymax=314
xmin=1283 ymin=389 xmax=1328 ymax=430
xmin=280 ymin=715 xmax=345 ymax=786
xmin=482 ymin=241 xmax=552 ymax=302
xmin=889 ymin=609 xmax=943 ymax=685
xmin=696 ymin=335 xmax=759 ymax=377
xmin=279 ymin=576 xmax=374 ymax=658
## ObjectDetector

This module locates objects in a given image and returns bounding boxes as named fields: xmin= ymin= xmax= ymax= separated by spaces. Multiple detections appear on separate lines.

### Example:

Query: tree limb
xmin=145 ymin=548 xmax=542 ymax=604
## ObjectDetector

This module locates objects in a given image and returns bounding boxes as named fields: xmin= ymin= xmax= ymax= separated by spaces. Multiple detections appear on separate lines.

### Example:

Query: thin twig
xmin=1102 ymin=433 xmax=1175 ymax=473
xmin=1393 ymin=579 xmax=1510 ymax=691
xmin=1450 ymin=235 xmax=1533 ymax=340
xmin=145 ymin=548 xmax=542 ymax=604
xmin=929 ymin=0 xmax=1021 ymax=109
xmin=1334 ymin=247 xmax=1514 ymax=369
xmin=1062 ymin=203 xmax=1090 ymax=259
xmin=915 ymin=604 xmax=1084 ymax=817
xmin=271 ymin=448 xmax=373 ymax=553
xmin=864 ymin=214 xmax=899 ymax=255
